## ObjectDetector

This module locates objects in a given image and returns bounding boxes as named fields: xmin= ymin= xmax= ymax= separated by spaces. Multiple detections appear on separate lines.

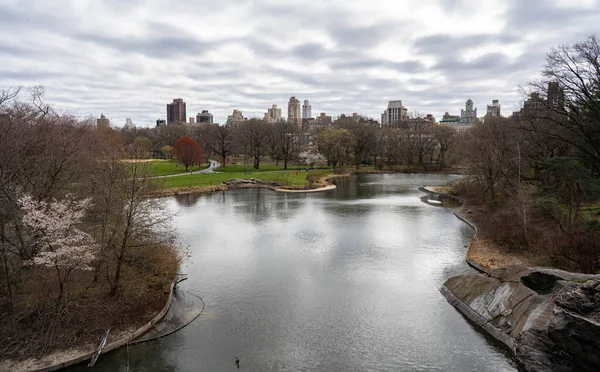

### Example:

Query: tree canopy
xmin=172 ymin=136 xmax=205 ymax=170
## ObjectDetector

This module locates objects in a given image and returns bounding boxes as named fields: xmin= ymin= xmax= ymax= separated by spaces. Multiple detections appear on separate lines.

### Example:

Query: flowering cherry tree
xmin=299 ymin=150 xmax=328 ymax=168
xmin=19 ymin=194 xmax=98 ymax=301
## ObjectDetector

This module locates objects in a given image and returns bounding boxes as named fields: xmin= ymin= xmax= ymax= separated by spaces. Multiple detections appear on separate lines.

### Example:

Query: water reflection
xmin=173 ymin=192 xmax=203 ymax=207
xmin=67 ymin=173 xmax=515 ymax=372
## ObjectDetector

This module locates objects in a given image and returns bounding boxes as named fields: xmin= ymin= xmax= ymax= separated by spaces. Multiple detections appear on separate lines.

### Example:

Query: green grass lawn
xmin=148 ymin=160 xmax=208 ymax=176
xmin=160 ymin=169 xmax=333 ymax=189
xmin=219 ymin=164 xmax=332 ymax=173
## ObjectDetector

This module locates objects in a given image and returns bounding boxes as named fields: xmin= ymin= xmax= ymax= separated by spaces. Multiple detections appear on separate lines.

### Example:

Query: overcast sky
xmin=1 ymin=0 xmax=599 ymax=126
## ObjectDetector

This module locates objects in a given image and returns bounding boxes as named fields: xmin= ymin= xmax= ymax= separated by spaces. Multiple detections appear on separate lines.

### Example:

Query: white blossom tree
xmin=299 ymin=150 xmax=327 ymax=169
xmin=19 ymin=194 xmax=97 ymax=302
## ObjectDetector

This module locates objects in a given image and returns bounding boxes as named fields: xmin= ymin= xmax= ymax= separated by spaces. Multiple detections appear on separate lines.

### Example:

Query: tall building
xmin=96 ymin=113 xmax=110 ymax=128
xmin=196 ymin=110 xmax=214 ymax=124
xmin=124 ymin=118 xmax=134 ymax=129
xmin=226 ymin=109 xmax=245 ymax=125
xmin=486 ymin=100 xmax=501 ymax=117
xmin=264 ymin=104 xmax=281 ymax=123
xmin=514 ymin=82 xmax=566 ymax=117
xmin=189 ymin=117 xmax=195 ymax=125
xmin=547 ymin=82 xmax=565 ymax=109
xmin=167 ymin=98 xmax=186 ymax=124
xmin=381 ymin=100 xmax=408 ymax=125
xmin=287 ymin=96 xmax=301 ymax=125
xmin=460 ymin=99 xmax=477 ymax=124
xmin=302 ymin=100 xmax=312 ymax=119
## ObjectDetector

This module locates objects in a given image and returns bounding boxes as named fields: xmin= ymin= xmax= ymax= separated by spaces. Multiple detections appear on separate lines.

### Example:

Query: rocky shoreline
xmin=442 ymin=266 xmax=600 ymax=371
xmin=421 ymin=185 xmax=600 ymax=371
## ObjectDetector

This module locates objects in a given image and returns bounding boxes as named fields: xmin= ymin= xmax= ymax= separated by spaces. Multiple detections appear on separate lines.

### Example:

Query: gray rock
xmin=442 ymin=265 xmax=600 ymax=371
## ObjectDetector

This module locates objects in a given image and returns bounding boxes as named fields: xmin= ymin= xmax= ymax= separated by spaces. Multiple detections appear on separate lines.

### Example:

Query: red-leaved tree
xmin=172 ymin=136 xmax=205 ymax=170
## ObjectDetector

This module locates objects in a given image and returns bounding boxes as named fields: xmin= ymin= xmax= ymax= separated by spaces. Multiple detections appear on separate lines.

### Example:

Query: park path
xmin=154 ymin=160 xmax=221 ymax=179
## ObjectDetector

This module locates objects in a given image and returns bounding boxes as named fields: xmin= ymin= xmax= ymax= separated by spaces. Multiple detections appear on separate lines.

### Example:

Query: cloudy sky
xmin=1 ymin=0 xmax=599 ymax=126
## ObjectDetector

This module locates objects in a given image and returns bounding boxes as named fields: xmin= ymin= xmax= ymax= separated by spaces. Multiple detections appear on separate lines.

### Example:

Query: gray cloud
xmin=504 ymin=0 xmax=596 ymax=30
xmin=0 ymin=0 xmax=599 ymax=125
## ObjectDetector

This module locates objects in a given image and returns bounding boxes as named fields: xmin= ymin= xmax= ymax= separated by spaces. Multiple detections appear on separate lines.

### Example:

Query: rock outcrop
xmin=441 ymin=266 xmax=600 ymax=371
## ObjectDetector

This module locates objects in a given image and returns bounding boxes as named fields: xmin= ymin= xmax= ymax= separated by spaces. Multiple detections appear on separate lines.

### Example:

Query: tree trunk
xmin=1 ymin=224 xmax=13 ymax=311
xmin=254 ymin=156 xmax=260 ymax=169
xmin=110 ymin=256 xmax=123 ymax=297
xmin=55 ymin=264 xmax=64 ymax=302
xmin=284 ymin=159 xmax=288 ymax=170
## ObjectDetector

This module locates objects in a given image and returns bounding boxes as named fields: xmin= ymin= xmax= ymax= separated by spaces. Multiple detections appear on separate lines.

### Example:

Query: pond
xmin=73 ymin=173 xmax=516 ymax=372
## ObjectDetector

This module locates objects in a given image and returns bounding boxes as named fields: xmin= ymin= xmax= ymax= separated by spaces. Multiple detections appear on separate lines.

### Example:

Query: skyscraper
xmin=381 ymin=101 xmax=408 ymax=125
xmin=486 ymin=100 xmax=501 ymax=117
xmin=288 ymin=96 xmax=301 ymax=126
xmin=302 ymin=100 xmax=312 ymax=119
xmin=460 ymin=99 xmax=477 ymax=123
xmin=96 ymin=113 xmax=110 ymax=128
xmin=167 ymin=98 xmax=186 ymax=124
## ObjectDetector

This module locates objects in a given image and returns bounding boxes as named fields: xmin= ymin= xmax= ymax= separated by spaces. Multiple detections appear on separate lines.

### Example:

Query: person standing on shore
xmin=235 ymin=357 xmax=240 ymax=368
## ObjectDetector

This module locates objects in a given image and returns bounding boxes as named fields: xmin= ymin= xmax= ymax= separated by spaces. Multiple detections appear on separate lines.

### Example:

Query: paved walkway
xmin=155 ymin=160 xmax=221 ymax=179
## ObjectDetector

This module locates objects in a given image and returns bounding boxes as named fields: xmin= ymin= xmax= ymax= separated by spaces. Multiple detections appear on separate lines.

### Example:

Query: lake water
xmin=71 ymin=173 xmax=516 ymax=371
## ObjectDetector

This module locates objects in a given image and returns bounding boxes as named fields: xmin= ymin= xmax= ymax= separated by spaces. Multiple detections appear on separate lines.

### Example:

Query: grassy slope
xmin=148 ymin=160 xmax=208 ymax=176
xmin=219 ymin=164 xmax=331 ymax=173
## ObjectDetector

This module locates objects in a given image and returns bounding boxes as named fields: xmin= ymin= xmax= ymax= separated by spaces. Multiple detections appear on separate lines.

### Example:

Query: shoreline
xmin=148 ymin=166 xmax=463 ymax=198
xmin=147 ymin=173 xmax=351 ymax=198
xmin=3 ymin=281 xmax=177 ymax=372
xmin=421 ymin=185 xmax=534 ymax=272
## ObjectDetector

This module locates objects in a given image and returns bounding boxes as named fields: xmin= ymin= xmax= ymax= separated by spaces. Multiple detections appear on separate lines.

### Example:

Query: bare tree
xmin=235 ymin=119 xmax=270 ymax=169
xmin=206 ymin=124 xmax=234 ymax=165
xmin=314 ymin=128 xmax=355 ymax=170
xmin=335 ymin=117 xmax=377 ymax=167
xmin=433 ymin=124 xmax=458 ymax=167
xmin=0 ymin=85 xmax=20 ymax=107
xmin=268 ymin=121 xmax=299 ymax=169
xmin=88 ymin=144 xmax=174 ymax=297
xmin=461 ymin=118 xmax=520 ymax=204
xmin=526 ymin=35 xmax=600 ymax=172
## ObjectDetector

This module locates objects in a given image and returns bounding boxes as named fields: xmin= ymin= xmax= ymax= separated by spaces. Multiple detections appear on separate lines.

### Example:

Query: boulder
xmin=442 ymin=265 xmax=600 ymax=371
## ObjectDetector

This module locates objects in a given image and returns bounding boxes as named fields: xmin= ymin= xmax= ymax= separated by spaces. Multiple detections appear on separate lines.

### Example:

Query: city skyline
xmin=1 ymin=0 xmax=599 ymax=126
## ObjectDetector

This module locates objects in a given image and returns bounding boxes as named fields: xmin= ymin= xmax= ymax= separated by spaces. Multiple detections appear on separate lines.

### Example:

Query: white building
xmin=302 ymin=100 xmax=312 ymax=119
xmin=264 ymin=104 xmax=281 ymax=123
xmin=381 ymin=100 xmax=408 ymax=125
